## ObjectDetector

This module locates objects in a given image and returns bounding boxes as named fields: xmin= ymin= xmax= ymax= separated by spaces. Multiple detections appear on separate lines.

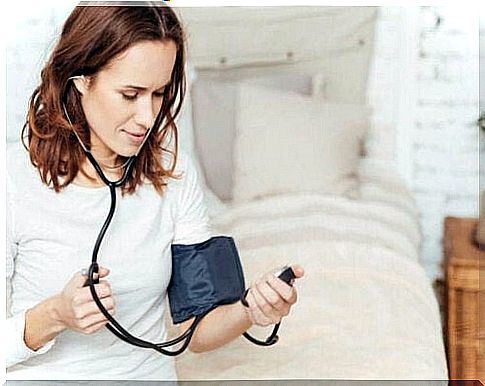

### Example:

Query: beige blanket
xmin=170 ymin=164 xmax=448 ymax=380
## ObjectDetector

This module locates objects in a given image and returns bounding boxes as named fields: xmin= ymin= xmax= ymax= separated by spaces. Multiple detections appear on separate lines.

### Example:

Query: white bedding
xmin=171 ymin=160 xmax=448 ymax=380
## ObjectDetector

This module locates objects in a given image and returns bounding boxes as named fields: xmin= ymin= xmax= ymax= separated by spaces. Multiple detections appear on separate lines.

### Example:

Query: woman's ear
xmin=72 ymin=75 xmax=91 ymax=96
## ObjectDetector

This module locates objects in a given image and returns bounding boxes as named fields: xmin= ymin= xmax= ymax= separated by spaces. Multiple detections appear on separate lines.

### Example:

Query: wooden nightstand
xmin=444 ymin=216 xmax=484 ymax=382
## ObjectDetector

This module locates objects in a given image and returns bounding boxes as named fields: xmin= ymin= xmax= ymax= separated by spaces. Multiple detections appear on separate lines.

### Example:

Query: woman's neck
xmin=74 ymin=158 xmax=123 ymax=188
xmin=90 ymin=147 xmax=120 ymax=169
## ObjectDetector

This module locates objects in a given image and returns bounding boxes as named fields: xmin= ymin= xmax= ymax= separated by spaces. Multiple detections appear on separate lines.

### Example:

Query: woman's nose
xmin=134 ymin=99 xmax=156 ymax=129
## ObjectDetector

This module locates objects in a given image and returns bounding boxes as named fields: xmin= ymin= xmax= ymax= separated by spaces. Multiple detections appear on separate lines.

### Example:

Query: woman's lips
xmin=123 ymin=130 xmax=145 ymax=145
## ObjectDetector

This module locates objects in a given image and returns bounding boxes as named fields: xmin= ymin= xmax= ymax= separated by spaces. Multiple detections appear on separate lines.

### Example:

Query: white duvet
xmin=172 ymin=159 xmax=449 ymax=380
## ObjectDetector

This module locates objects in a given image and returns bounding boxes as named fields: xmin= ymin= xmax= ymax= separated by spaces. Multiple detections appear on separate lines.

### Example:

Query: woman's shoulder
xmin=162 ymin=149 xmax=205 ymax=200
xmin=163 ymin=148 xmax=197 ymax=181
xmin=7 ymin=140 xmax=33 ymax=176
xmin=7 ymin=140 xmax=28 ymax=161
xmin=6 ymin=141 xmax=40 ymax=193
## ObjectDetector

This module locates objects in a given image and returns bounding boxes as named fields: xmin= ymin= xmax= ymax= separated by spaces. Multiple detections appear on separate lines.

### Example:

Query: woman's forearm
xmin=186 ymin=301 xmax=252 ymax=353
xmin=24 ymin=295 xmax=66 ymax=351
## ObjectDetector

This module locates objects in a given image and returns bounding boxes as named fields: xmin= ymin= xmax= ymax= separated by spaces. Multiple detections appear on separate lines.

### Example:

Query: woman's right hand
xmin=23 ymin=266 xmax=116 ymax=352
xmin=53 ymin=266 xmax=116 ymax=335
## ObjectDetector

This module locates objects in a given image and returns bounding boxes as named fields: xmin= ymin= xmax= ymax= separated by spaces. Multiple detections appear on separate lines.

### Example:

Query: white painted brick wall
xmin=413 ymin=7 xmax=479 ymax=281
xmin=368 ymin=6 xmax=479 ymax=284
xmin=480 ymin=16 xmax=485 ymax=192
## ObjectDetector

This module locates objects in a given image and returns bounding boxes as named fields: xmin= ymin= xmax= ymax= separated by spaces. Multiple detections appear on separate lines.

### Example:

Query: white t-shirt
xmin=6 ymin=142 xmax=212 ymax=380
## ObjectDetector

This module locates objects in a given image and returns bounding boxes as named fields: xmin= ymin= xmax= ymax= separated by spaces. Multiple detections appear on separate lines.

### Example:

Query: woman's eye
xmin=153 ymin=91 xmax=164 ymax=98
xmin=122 ymin=93 xmax=138 ymax=101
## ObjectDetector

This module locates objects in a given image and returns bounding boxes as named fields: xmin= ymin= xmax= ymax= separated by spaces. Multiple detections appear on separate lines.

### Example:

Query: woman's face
xmin=74 ymin=39 xmax=177 ymax=163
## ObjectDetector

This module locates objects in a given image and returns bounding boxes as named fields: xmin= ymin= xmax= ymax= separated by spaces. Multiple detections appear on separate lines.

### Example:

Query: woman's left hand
xmin=243 ymin=264 xmax=304 ymax=327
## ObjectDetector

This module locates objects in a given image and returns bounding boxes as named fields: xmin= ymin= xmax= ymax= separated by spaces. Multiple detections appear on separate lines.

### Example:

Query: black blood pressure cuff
xmin=168 ymin=236 xmax=246 ymax=324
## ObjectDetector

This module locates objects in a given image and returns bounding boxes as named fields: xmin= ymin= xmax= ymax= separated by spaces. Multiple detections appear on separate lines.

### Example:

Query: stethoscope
xmin=62 ymin=75 xmax=282 ymax=355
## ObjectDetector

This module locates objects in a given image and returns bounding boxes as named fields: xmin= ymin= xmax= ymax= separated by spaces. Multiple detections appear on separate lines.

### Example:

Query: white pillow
xmin=191 ymin=79 xmax=238 ymax=202
xmin=191 ymin=73 xmax=315 ymax=202
xmin=175 ymin=62 xmax=227 ymax=216
xmin=175 ymin=61 xmax=201 ymax=174
xmin=232 ymin=83 xmax=371 ymax=203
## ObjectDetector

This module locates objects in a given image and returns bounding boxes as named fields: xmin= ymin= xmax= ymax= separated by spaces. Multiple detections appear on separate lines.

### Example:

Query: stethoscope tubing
xmin=83 ymin=160 xmax=206 ymax=355
xmin=83 ymin=154 xmax=281 ymax=352
xmin=62 ymin=76 xmax=281 ymax=353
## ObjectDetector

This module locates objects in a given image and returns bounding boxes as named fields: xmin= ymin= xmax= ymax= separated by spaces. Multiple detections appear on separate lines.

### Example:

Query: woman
xmin=6 ymin=2 xmax=304 ymax=380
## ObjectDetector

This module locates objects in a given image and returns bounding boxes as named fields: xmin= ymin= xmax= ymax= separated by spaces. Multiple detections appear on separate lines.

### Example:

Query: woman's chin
xmin=118 ymin=149 xmax=138 ymax=158
xmin=116 ymin=143 xmax=143 ymax=158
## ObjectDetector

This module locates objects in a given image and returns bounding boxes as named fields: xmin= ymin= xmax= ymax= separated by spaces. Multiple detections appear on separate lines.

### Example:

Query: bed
xmin=164 ymin=6 xmax=449 ymax=380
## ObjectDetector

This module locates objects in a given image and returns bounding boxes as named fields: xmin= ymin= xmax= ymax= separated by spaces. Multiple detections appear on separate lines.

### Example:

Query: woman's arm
xmin=23 ymin=297 xmax=67 ymax=351
xmin=179 ymin=265 xmax=304 ymax=353
xmin=7 ymin=267 xmax=116 ymax=368
xmin=179 ymin=301 xmax=251 ymax=353
xmin=6 ymin=277 xmax=64 ymax=366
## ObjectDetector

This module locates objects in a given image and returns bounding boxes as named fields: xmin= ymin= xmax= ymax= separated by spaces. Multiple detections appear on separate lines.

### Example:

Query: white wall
xmin=369 ymin=6 xmax=479 ymax=283
xmin=480 ymin=13 xmax=485 ymax=193
xmin=6 ymin=4 xmax=75 ymax=144
xmin=413 ymin=7 xmax=479 ymax=282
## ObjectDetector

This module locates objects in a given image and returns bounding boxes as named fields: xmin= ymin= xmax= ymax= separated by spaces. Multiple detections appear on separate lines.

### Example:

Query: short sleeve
xmin=172 ymin=152 xmax=212 ymax=245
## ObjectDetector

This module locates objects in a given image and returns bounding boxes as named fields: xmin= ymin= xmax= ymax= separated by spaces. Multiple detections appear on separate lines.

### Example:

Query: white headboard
xmin=177 ymin=6 xmax=377 ymax=104
xmin=176 ymin=6 xmax=378 ymax=202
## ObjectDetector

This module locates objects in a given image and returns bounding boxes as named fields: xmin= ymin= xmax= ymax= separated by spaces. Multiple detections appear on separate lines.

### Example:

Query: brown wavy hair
xmin=22 ymin=3 xmax=187 ymax=194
